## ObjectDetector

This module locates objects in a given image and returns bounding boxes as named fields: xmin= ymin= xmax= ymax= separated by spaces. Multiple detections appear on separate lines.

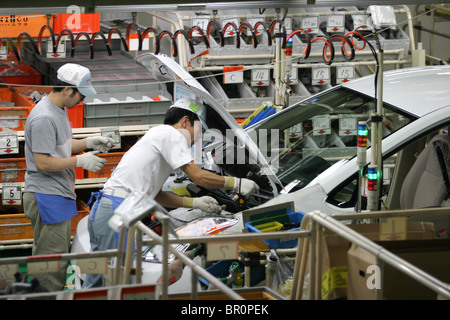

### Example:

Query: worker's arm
xmin=155 ymin=189 xmax=224 ymax=214
xmin=33 ymin=152 xmax=78 ymax=172
xmin=181 ymin=161 xmax=259 ymax=197
xmin=180 ymin=161 xmax=226 ymax=189
xmin=34 ymin=151 xmax=106 ymax=172
xmin=72 ymin=138 xmax=88 ymax=154
xmin=154 ymin=190 xmax=184 ymax=209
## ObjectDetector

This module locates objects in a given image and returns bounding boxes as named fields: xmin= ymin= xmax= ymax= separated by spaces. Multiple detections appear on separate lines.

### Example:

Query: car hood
xmin=135 ymin=53 xmax=282 ymax=188
xmin=343 ymin=65 xmax=450 ymax=117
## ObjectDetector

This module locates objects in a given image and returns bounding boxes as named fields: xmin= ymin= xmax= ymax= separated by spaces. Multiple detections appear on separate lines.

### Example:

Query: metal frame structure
xmin=1 ymin=206 xmax=449 ymax=300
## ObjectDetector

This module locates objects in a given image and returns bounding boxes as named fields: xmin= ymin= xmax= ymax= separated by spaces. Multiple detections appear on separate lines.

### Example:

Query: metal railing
xmin=291 ymin=207 xmax=450 ymax=300
xmin=0 ymin=206 xmax=449 ymax=300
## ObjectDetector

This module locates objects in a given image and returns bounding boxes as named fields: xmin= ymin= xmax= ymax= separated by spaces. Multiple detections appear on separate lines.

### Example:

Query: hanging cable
xmin=55 ymin=29 xmax=75 ymax=57
xmin=174 ymin=29 xmax=195 ymax=55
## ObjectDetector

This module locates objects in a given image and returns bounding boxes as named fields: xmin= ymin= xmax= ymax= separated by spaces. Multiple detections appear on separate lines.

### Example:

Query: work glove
xmin=76 ymin=151 xmax=106 ymax=172
xmin=183 ymin=196 xmax=225 ymax=214
xmin=86 ymin=136 xmax=115 ymax=153
xmin=224 ymin=177 xmax=259 ymax=198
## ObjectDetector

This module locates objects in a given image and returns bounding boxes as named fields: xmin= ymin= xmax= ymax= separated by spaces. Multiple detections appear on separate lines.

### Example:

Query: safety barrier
xmin=0 ymin=206 xmax=449 ymax=300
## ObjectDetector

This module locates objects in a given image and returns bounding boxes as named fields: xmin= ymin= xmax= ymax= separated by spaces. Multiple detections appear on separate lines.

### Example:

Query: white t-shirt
xmin=103 ymin=125 xmax=193 ymax=198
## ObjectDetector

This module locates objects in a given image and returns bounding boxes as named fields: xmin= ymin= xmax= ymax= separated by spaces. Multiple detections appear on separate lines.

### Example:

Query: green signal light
xmin=358 ymin=123 xmax=368 ymax=136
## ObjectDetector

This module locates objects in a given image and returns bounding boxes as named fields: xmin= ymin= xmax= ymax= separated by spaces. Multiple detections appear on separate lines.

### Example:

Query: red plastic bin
xmin=11 ymin=86 xmax=84 ymax=128
xmin=84 ymin=152 xmax=124 ymax=179
xmin=52 ymin=13 xmax=101 ymax=34
xmin=0 ymin=66 xmax=41 ymax=85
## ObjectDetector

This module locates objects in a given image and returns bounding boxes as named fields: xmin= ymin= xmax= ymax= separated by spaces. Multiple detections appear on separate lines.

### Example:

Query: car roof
xmin=343 ymin=65 xmax=450 ymax=117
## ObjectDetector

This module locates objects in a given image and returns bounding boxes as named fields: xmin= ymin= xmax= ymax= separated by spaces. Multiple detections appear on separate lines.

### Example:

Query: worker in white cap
xmin=23 ymin=63 xmax=114 ymax=292
xmin=82 ymin=98 xmax=259 ymax=288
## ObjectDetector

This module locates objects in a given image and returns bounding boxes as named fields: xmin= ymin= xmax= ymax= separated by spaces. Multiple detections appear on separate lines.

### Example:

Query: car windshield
xmin=219 ymin=86 xmax=417 ymax=193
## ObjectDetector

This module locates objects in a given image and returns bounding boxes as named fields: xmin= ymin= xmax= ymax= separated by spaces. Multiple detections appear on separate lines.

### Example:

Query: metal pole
xmin=161 ymin=216 xmax=170 ymax=300
xmin=135 ymin=221 xmax=244 ymax=300
xmin=114 ymin=228 xmax=127 ymax=286
xmin=308 ymin=210 xmax=450 ymax=300
xmin=123 ymin=226 xmax=136 ymax=285
xmin=135 ymin=228 xmax=143 ymax=284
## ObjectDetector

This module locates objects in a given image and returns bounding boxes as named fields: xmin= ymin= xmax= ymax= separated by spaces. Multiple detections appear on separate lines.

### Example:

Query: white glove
xmin=183 ymin=196 xmax=224 ymax=214
xmin=193 ymin=196 xmax=225 ymax=214
xmin=224 ymin=177 xmax=259 ymax=198
xmin=86 ymin=136 xmax=115 ymax=153
xmin=76 ymin=151 xmax=106 ymax=172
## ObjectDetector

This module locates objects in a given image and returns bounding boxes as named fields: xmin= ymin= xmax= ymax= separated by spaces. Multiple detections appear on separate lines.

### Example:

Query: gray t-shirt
xmin=24 ymin=95 xmax=76 ymax=199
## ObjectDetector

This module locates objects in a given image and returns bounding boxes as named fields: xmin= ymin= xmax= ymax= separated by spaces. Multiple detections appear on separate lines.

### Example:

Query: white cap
xmin=170 ymin=98 xmax=207 ymax=128
xmin=57 ymin=63 xmax=97 ymax=97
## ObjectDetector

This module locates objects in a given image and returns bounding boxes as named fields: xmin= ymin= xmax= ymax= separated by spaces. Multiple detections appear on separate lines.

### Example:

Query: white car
xmin=72 ymin=55 xmax=450 ymax=291
xmin=237 ymin=65 xmax=450 ymax=235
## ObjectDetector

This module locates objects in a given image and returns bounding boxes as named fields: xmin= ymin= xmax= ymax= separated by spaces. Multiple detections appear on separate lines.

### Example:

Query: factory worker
xmin=23 ymin=63 xmax=114 ymax=291
xmin=83 ymin=98 xmax=259 ymax=288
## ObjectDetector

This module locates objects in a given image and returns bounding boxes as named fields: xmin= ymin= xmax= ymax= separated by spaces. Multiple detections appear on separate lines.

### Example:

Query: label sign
xmin=327 ymin=14 xmax=345 ymax=33
xmin=251 ymin=67 xmax=270 ymax=86
xmin=380 ymin=217 xmax=407 ymax=240
xmin=311 ymin=65 xmax=330 ymax=85
xmin=220 ymin=16 xmax=239 ymax=38
xmin=301 ymin=16 xmax=319 ymax=33
xmin=76 ymin=257 xmax=109 ymax=274
xmin=336 ymin=63 xmax=355 ymax=84
xmin=352 ymin=14 xmax=372 ymax=30
xmin=223 ymin=66 xmax=244 ymax=84
xmin=289 ymin=123 xmax=303 ymax=139
xmin=28 ymin=260 xmax=61 ymax=275
xmin=47 ymin=36 xmax=66 ymax=58
xmin=0 ymin=42 xmax=7 ymax=60
xmin=0 ymin=132 xmax=18 ymax=155
xmin=0 ymin=264 xmax=18 ymax=288
xmin=2 ymin=183 xmax=22 ymax=205
xmin=100 ymin=127 xmax=121 ymax=150
xmin=191 ymin=16 xmax=210 ymax=37
xmin=207 ymin=241 xmax=239 ymax=261
xmin=339 ymin=114 xmax=357 ymax=136
xmin=313 ymin=114 xmax=331 ymax=136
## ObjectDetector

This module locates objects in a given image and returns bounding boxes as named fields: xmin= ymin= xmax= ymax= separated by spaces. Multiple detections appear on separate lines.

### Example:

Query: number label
xmin=207 ymin=241 xmax=238 ymax=261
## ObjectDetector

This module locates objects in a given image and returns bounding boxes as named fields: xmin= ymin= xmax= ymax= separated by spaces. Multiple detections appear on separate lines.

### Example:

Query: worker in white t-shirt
xmin=83 ymin=98 xmax=259 ymax=288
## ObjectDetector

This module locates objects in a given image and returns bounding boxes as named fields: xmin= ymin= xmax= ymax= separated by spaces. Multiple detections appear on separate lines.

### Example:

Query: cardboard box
xmin=347 ymin=239 xmax=450 ymax=300
xmin=316 ymin=222 xmax=436 ymax=300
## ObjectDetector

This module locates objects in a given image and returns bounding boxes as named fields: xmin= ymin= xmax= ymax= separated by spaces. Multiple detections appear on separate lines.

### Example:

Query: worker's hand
xmin=224 ymin=177 xmax=259 ymax=198
xmin=183 ymin=196 xmax=224 ymax=214
xmin=76 ymin=151 xmax=106 ymax=172
xmin=193 ymin=196 xmax=224 ymax=214
xmin=86 ymin=136 xmax=115 ymax=153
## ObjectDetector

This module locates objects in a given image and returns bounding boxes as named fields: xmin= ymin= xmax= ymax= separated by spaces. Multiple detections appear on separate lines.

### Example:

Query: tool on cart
xmin=217 ymin=261 xmax=243 ymax=289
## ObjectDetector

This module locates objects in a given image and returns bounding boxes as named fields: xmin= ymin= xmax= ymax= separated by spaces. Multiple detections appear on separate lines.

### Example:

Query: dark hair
xmin=164 ymin=107 xmax=199 ymax=125
xmin=52 ymin=79 xmax=78 ymax=97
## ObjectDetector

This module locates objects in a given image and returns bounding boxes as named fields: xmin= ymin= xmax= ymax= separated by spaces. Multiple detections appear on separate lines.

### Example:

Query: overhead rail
xmin=1 ymin=13 xmax=393 ymax=66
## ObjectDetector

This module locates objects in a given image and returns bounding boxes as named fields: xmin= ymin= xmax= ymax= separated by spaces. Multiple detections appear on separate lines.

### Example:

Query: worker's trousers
xmin=23 ymin=192 xmax=71 ymax=292
xmin=82 ymin=194 xmax=123 ymax=288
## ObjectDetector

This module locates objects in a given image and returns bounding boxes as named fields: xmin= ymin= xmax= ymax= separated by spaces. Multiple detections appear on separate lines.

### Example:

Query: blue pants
xmin=82 ymin=192 xmax=124 ymax=288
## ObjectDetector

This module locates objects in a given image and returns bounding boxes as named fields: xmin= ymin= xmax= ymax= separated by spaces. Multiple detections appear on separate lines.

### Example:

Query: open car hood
xmin=135 ymin=53 xmax=282 ymax=191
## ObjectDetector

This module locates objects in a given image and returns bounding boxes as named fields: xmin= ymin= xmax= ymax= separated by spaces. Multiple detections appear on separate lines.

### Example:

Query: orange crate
xmin=84 ymin=152 xmax=123 ymax=179
xmin=12 ymin=86 xmax=84 ymax=128
xmin=0 ymin=87 xmax=34 ymax=131
xmin=0 ymin=66 xmax=41 ymax=85
xmin=0 ymin=14 xmax=52 ymax=38
xmin=0 ymin=158 xmax=26 ymax=183
xmin=0 ymin=157 xmax=83 ymax=182
xmin=0 ymin=199 xmax=90 ymax=241
xmin=0 ymin=213 xmax=33 ymax=241
xmin=52 ymin=13 xmax=101 ymax=34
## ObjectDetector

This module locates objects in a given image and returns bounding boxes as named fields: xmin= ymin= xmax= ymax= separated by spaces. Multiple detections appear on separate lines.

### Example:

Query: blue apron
xmin=35 ymin=193 xmax=78 ymax=225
